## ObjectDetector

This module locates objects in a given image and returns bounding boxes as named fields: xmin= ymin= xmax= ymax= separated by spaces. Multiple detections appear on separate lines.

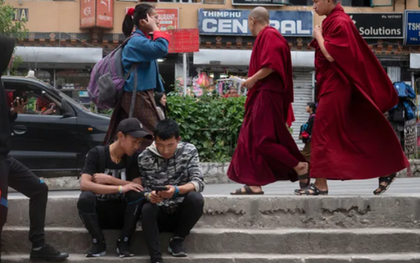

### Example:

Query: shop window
xmin=339 ymin=0 xmax=373 ymax=6
xmin=289 ymin=0 xmax=370 ymax=6
xmin=289 ymin=0 xmax=311 ymax=5
xmin=370 ymin=0 xmax=392 ymax=6
xmin=203 ymin=0 xmax=225 ymax=4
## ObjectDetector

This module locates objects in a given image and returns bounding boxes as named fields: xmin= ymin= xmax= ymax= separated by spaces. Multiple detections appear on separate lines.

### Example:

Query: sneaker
xmin=168 ymin=237 xmax=187 ymax=257
xmin=116 ymin=239 xmax=134 ymax=258
xmin=30 ymin=244 xmax=69 ymax=261
xmin=86 ymin=239 xmax=106 ymax=257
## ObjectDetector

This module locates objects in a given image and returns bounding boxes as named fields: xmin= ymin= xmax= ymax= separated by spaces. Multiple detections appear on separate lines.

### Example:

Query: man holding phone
xmin=0 ymin=34 xmax=68 ymax=262
xmin=138 ymin=119 xmax=205 ymax=263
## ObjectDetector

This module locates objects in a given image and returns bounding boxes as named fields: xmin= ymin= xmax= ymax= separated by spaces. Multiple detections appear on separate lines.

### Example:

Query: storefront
xmin=14 ymin=46 xmax=103 ymax=106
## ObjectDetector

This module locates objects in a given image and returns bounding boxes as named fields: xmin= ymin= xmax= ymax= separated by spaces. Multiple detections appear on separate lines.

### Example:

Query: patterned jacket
xmin=138 ymin=142 xmax=205 ymax=214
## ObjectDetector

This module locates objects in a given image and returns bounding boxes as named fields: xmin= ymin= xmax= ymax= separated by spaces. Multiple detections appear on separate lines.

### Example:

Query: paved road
xmin=8 ymin=177 xmax=420 ymax=198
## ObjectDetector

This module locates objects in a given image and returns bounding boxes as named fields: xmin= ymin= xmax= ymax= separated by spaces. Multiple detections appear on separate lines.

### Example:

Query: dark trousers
xmin=77 ymin=191 xmax=144 ymax=242
xmin=0 ymin=156 xmax=49 ymax=253
xmin=142 ymin=191 xmax=204 ymax=261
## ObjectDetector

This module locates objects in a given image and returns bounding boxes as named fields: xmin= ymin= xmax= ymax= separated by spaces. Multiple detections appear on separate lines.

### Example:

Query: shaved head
xmin=249 ymin=7 xmax=270 ymax=25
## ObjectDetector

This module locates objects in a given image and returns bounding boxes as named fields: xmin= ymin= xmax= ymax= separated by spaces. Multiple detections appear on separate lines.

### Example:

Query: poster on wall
xmin=156 ymin=9 xmax=179 ymax=31
xmin=198 ymin=9 xmax=313 ymax=37
xmin=125 ymin=8 xmax=179 ymax=32
xmin=96 ymin=0 xmax=114 ymax=29
xmin=80 ymin=0 xmax=96 ymax=29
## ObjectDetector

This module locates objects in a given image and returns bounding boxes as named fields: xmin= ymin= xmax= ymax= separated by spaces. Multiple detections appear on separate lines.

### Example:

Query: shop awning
xmin=15 ymin=46 xmax=103 ymax=69
xmin=193 ymin=49 xmax=315 ymax=68
xmin=410 ymin=53 xmax=420 ymax=69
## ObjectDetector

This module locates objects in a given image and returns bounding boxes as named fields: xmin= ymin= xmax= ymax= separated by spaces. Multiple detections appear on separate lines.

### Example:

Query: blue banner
xmin=198 ymin=9 xmax=313 ymax=37
xmin=405 ymin=10 xmax=420 ymax=45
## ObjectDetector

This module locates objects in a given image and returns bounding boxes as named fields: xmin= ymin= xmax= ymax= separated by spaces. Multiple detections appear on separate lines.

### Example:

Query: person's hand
xmin=122 ymin=183 xmax=143 ymax=193
xmin=299 ymin=135 xmax=303 ymax=140
xmin=158 ymin=185 xmax=176 ymax=199
xmin=10 ymin=97 xmax=27 ymax=114
xmin=241 ymin=76 xmax=258 ymax=90
xmin=314 ymin=25 xmax=322 ymax=38
xmin=142 ymin=13 xmax=159 ymax=32
xmin=149 ymin=191 xmax=163 ymax=204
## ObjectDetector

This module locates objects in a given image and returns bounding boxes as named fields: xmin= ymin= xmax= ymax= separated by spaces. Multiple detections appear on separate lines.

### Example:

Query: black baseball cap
xmin=117 ymin=118 xmax=153 ymax=140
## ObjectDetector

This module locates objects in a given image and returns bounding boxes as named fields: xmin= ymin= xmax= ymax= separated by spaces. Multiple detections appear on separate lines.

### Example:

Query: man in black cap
xmin=0 ymin=34 xmax=68 ymax=262
xmin=78 ymin=118 xmax=151 ymax=258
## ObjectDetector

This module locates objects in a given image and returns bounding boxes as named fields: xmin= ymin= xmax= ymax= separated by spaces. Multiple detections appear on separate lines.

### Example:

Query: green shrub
xmin=167 ymin=94 xmax=246 ymax=162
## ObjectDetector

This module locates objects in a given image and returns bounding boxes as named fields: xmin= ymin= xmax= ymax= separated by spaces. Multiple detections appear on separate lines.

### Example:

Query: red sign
xmin=80 ymin=0 xmax=96 ymax=29
xmin=167 ymin=29 xmax=199 ymax=53
xmin=80 ymin=0 xmax=113 ymax=29
xmin=96 ymin=0 xmax=114 ymax=29
xmin=156 ymin=9 xmax=178 ymax=32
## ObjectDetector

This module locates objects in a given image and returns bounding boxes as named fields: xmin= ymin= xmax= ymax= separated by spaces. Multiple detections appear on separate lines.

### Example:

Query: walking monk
xmin=228 ymin=7 xmax=309 ymax=195
xmin=296 ymin=0 xmax=408 ymax=196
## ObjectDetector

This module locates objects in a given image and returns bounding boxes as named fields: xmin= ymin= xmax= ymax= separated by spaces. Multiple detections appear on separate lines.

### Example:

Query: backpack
xmin=394 ymin=82 xmax=416 ymax=99
xmin=88 ymin=34 xmax=139 ymax=115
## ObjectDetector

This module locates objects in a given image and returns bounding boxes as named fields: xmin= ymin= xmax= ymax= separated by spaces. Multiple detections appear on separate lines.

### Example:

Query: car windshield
xmin=44 ymin=83 xmax=91 ymax=112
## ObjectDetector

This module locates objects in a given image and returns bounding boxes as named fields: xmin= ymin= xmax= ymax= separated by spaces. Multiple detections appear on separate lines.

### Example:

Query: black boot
xmin=79 ymin=211 xmax=106 ymax=257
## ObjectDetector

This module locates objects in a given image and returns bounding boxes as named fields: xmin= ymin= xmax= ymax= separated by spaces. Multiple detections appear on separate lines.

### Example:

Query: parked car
xmin=2 ymin=76 xmax=110 ymax=178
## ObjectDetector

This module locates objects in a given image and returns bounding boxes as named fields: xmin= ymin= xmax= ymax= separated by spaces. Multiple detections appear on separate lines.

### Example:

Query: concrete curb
xmin=6 ymin=195 xmax=420 ymax=229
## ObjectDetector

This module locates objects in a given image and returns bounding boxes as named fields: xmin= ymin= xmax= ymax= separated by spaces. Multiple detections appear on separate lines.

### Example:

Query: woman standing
xmin=154 ymin=92 xmax=167 ymax=120
xmin=105 ymin=3 xmax=170 ymax=151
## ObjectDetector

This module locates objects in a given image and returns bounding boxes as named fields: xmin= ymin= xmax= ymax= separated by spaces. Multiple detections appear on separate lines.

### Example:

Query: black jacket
xmin=0 ymin=34 xmax=16 ymax=159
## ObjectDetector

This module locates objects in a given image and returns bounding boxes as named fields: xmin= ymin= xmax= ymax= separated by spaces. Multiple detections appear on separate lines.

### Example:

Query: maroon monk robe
xmin=227 ymin=26 xmax=306 ymax=186
xmin=310 ymin=4 xmax=408 ymax=180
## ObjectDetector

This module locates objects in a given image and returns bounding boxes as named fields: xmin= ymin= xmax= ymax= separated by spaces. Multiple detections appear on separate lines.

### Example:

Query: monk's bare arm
xmin=316 ymin=36 xmax=335 ymax=62
xmin=252 ymin=67 xmax=274 ymax=81
xmin=243 ymin=67 xmax=274 ymax=89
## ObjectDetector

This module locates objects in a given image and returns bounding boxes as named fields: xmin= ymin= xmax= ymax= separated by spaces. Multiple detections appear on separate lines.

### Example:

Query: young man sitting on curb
xmin=139 ymin=119 xmax=205 ymax=263
xmin=78 ymin=118 xmax=151 ymax=258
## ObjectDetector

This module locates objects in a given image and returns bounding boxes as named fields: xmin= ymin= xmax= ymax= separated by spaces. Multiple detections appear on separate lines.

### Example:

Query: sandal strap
xmin=243 ymin=185 xmax=254 ymax=194
xmin=297 ymin=184 xmax=328 ymax=196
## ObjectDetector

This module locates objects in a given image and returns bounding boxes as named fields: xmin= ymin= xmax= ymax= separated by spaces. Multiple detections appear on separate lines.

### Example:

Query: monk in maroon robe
xmin=228 ymin=7 xmax=309 ymax=195
xmin=296 ymin=0 xmax=408 ymax=195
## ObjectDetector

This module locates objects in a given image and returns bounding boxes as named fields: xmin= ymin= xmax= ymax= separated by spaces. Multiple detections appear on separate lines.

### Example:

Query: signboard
xmin=168 ymin=29 xmax=199 ymax=53
xmin=80 ymin=0 xmax=113 ymax=29
xmin=405 ymin=10 xmax=420 ymax=45
xmin=156 ymin=9 xmax=179 ymax=31
xmin=96 ymin=0 xmax=113 ymax=29
xmin=80 ymin=0 xmax=96 ymax=29
xmin=198 ymin=9 xmax=313 ymax=37
xmin=232 ymin=0 xmax=288 ymax=6
xmin=348 ymin=13 xmax=403 ymax=39
xmin=125 ymin=8 xmax=179 ymax=32
xmin=404 ymin=119 xmax=417 ymax=156
xmin=12 ymin=8 xmax=28 ymax=22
